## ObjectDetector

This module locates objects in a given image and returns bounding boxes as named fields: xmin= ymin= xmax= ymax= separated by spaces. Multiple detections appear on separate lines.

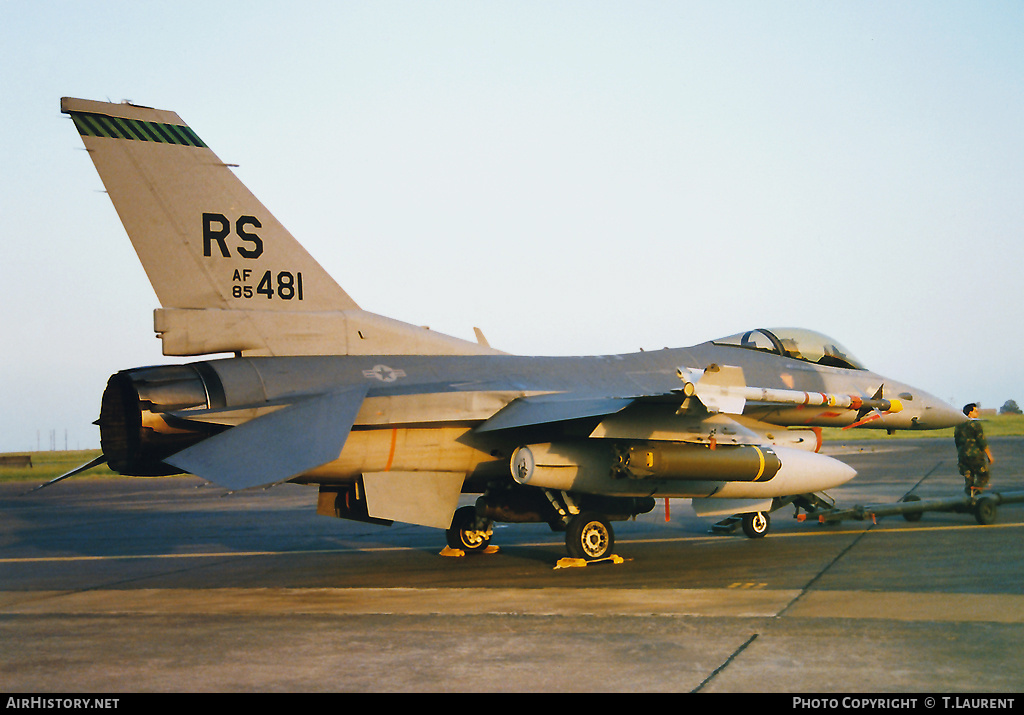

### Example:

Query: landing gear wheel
xmin=566 ymin=512 xmax=614 ymax=560
xmin=446 ymin=506 xmax=492 ymax=553
xmin=974 ymin=496 xmax=998 ymax=526
xmin=741 ymin=511 xmax=771 ymax=539
xmin=901 ymin=494 xmax=923 ymax=522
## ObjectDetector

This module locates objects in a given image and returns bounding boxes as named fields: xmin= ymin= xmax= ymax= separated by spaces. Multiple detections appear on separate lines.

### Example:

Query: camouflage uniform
xmin=954 ymin=419 xmax=990 ymax=494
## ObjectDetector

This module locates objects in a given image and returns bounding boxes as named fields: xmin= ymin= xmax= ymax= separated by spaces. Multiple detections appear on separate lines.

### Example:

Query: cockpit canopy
xmin=712 ymin=328 xmax=866 ymax=371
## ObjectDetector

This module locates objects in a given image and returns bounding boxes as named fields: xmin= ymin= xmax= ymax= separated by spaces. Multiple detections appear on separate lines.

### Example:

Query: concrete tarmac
xmin=2 ymin=437 xmax=1022 ymax=693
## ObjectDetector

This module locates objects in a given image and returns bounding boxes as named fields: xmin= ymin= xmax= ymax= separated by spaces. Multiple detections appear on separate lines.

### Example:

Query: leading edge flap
xmin=475 ymin=394 xmax=636 ymax=433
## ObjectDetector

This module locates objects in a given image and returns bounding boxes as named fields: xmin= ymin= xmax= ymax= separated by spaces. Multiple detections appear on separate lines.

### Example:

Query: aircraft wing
xmin=473 ymin=373 xmax=825 ymax=452
xmin=475 ymin=365 xmax=757 ymax=436
xmin=165 ymin=385 xmax=369 ymax=490
xmin=475 ymin=393 xmax=637 ymax=433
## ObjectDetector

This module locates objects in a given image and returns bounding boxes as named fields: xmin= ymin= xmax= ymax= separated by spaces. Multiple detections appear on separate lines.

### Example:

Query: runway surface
xmin=2 ymin=437 xmax=1022 ymax=693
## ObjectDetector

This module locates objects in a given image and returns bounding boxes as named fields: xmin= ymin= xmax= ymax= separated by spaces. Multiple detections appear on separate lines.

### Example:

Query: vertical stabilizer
xmin=61 ymin=97 xmax=357 ymax=314
xmin=62 ymin=98 xmax=500 ymax=357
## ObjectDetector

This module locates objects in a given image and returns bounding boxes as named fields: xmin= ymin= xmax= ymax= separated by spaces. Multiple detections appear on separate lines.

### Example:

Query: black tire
xmin=446 ymin=505 xmax=491 ymax=552
xmin=974 ymin=496 xmax=998 ymax=526
xmin=741 ymin=511 xmax=770 ymax=539
xmin=901 ymin=494 xmax=923 ymax=522
xmin=566 ymin=512 xmax=614 ymax=560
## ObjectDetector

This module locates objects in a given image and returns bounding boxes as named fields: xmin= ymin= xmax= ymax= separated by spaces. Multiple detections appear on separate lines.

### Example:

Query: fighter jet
xmin=56 ymin=97 xmax=966 ymax=560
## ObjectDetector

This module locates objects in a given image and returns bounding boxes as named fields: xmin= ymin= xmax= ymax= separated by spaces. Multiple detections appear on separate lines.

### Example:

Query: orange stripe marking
xmin=384 ymin=427 xmax=398 ymax=471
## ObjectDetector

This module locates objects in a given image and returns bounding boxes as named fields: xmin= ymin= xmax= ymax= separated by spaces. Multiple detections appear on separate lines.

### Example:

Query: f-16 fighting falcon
xmin=52 ymin=97 xmax=966 ymax=561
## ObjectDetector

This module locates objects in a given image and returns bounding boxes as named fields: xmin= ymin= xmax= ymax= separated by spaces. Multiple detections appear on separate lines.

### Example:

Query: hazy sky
xmin=2 ymin=1 xmax=1022 ymax=452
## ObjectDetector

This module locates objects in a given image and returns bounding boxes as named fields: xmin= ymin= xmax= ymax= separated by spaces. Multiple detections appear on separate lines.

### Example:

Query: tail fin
xmin=61 ymin=98 xmax=357 ymax=314
xmin=62 ymin=98 xmax=498 ymax=357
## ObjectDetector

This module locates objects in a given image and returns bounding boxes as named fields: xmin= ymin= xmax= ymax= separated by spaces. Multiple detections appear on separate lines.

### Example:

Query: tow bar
xmin=798 ymin=490 xmax=1024 ymax=527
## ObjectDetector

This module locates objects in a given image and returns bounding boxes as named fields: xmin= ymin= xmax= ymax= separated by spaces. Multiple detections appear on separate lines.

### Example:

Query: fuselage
xmin=101 ymin=338 xmax=964 ymax=499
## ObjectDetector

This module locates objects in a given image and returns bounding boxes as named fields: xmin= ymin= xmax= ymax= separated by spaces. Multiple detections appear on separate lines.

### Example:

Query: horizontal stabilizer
xmin=165 ymin=385 xmax=368 ymax=490
xmin=476 ymin=394 xmax=636 ymax=433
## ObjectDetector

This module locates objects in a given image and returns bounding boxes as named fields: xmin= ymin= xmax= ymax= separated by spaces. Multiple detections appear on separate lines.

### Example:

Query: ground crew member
xmin=954 ymin=403 xmax=994 ymax=495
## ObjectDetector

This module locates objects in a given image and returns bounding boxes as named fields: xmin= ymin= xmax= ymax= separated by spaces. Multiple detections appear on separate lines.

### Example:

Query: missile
xmin=676 ymin=366 xmax=903 ymax=415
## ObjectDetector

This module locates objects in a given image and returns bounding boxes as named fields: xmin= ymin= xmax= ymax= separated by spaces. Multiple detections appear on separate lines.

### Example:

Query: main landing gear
xmin=446 ymin=506 xmax=493 ymax=553
xmin=445 ymin=502 xmax=618 ymax=561
xmin=445 ymin=488 xmax=653 ymax=562
xmin=564 ymin=512 xmax=615 ymax=561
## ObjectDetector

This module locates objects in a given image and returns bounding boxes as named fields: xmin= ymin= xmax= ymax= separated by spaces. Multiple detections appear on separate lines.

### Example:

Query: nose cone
xmin=918 ymin=398 xmax=970 ymax=429
xmin=884 ymin=388 xmax=967 ymax=430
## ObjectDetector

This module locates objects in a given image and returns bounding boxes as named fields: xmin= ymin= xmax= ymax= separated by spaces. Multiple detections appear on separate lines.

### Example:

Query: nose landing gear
xmin=741 ymin=511 xmax=771 ymax=538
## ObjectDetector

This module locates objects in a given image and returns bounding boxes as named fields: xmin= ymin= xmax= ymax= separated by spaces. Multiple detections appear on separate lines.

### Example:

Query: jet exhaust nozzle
xmin=98 ymin=364 xmax=224 ymax=476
